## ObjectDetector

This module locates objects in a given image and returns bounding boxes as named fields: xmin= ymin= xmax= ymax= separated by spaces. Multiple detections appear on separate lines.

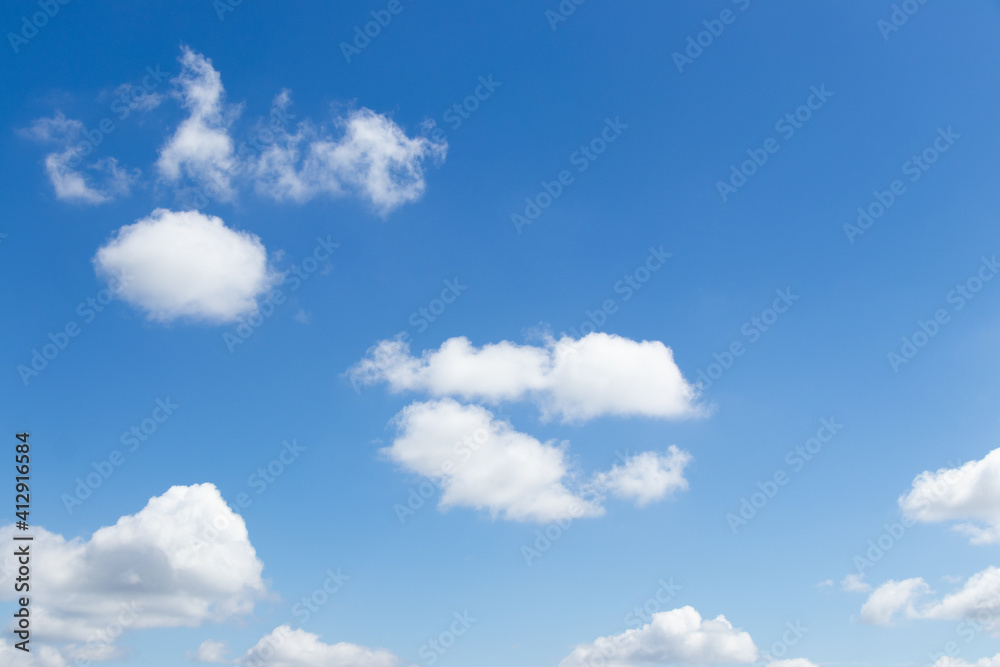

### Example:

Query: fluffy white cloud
xmin=233 ymin=626 xmax=400 ymax=667
xmin=23 ymin=112 xmax=137 ymax=204
xmin=558 ymin=606 xmax=758 ymax=667
xmin=388 ymin=399 xmax=603 ymax=523
xmin=252 ymin=96 xmax=446 ymax=215
xmin=859 ymin=578 xmax=930 ymax=625
xmin=932 ymin=655 xmax=1000 ymax=667
xmin=899 ymin=449 xmax=1000 ymax=544
xmin=156 ymin=47 xmax=240 ymax=201
xmin=767 ymin=661 xmax=820 ymax=667
xmin=0 ymin=484 xmax=267 ymax=659
xmin=93 ymin=208 xmax=279 ymax=323
xmin=860 ymin=567 xmax=1000 ymax=631
xmin=592 ymin=448 xmax=691 ymax=506
xmin=350 ymin=334 xmax=704 ymax=422
xmin=386 ymin=400 xmax=691 ymax=523
xmin=841 ymin=573 xmax=872 ymax=593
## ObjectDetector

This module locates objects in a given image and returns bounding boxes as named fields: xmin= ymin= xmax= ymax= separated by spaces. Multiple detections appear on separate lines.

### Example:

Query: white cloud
xmin=0 ymin=484 xmax=267 ymax=659
xmin=23 ymin=112 xmax=138 ymax=204
xmin=192 ymin=639 xmax=230 ymax=663
xmin=860 ymin=567 xmax=1000 ymax=631
xmin=252 ymin=99 xmax=446 ymax=215
xmin=93 ymin=208 xmax=279 ymax=323
xmin=0 ymin=640 xmax=68 ymax=666
xmin=387 ymin=399 xmax=604 ymax=523
xmin=234 ymin=626 xmax=401 ymax=667
xmin=592 ymin=448 xmax=691 ymax=506
xmin=859 ymin=578 xmax=930 ymax=626
xmin=932 ymin=655 xmax=1000 ymax=667
xmin=899 ymin=449 xmax=1000 ymax=544
xmin=841 ymin=573 xmax=872 ymax=593
xmin=349 ymin=334 xmax=704 ymax=422
xmin=156 ymin=46 xmax=241 ymax=201
xmin=558 ymin=606 xmax=758 ymax=667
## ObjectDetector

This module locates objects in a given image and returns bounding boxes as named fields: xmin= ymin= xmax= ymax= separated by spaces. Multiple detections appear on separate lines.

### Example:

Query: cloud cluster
xmin=24 ymin=47 xmax=444 ymax=214
xmin=0 ymin=484 xmax=267 ymax=661
xmin=898 ymin=448 xmax=1000 ymax=544
xmin=353 ymin=333 xmax=702 ymax=523
xmin=349 ymin=334 xmax=704 ymax=422
xmin=93 ymin=208 xmax=279 ymax=323
xmin=231 ymin=626 xmax=401 ymax=667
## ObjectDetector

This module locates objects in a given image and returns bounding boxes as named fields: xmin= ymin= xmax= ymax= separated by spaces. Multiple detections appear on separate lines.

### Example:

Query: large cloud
xmin=386 ymin=399 xmax=690 ymax=523
xmin=0 ymin=484 xmax=267 ymax=660
xmin=932 ymin=656 xmax=1000 ymax=667
xmin=349 ymin=334 xmax=704 ymax=422
xmin=558 ymin=606 xmax=758 ymax=667
xmin=93 ymin=208 xmax=279 ymax=323
xmin=860 ymin=567 xmax=1000 ymax=631
xmin=156 ymin=47 xmax=241 ymax=201
xmin=899 ymin=448 xmax=1000 ymax=544
xmin=227 ymin=626 xmax=401 ymax=667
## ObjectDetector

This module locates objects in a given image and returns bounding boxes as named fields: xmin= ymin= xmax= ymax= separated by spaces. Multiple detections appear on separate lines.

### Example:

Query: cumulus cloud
xmin=156 ymin=47 xmax=241 ymax=201
xmin=349 ymin=334 xmax=704 ymax=422
xmin=22 ymin=112 xmax=138 ymax=204
xmin=860 ymin=567 xmax=1000 ymax=631
xmin=0 ymin=484 xmax=267 ymax=660
xmin=252 ymin=95 xmax=446 ymax=215
xmin=592 ymin=448 xmax=691 ymax=506
xmin=558 ymin=606 xmax=758 ymax=667
xmin=767 ymin=661 xmax=820 ymax=667
xmin=386 ymin=400 xmax=691 ymax=523
xmin=388 ymin=399 xmax=603 ymax=523
xmin=859 ymin=578 xmax=930 ymax=626
xmin=0 ymin=640 xmax=69 ymax=666
xmin=93 ymin=208 xmax=279 ymax=323
xmin=899 ymin=449 xmax=1000 ymax=544
xmin=231 ymin=626 xmax=401 ymax=667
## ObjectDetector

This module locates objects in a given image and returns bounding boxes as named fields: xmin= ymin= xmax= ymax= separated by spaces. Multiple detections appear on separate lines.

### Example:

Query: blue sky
xmin=2 ymin=1 xmax=1000 ymax=666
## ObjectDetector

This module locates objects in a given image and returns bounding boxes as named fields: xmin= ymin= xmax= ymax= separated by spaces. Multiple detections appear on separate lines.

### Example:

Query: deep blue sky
xmin=2 ymin=1 xmax=1000 ymax=666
